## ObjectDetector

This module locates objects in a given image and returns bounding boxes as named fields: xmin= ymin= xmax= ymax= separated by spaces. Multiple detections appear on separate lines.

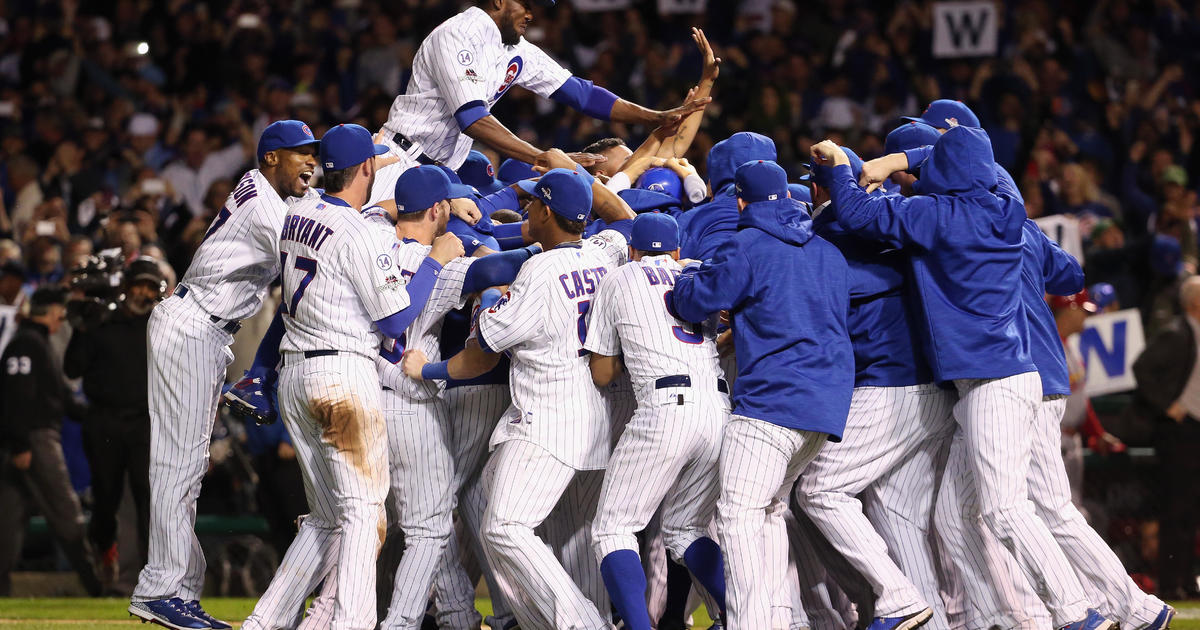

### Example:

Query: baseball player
xmin=241 ymin=124 xmax=464 ymax=630
xmin=367 ymin=0 xmax=708 ymax=214
xmin=405 ymin=163 xmax=637 ymax=629
xmin=584 ymin=212 xmax=730 ymax=630
xmin=670 ymin=160 xmax=854 ymax=629
xmin=375 ymin=165 xmax=539 ymax=630
xmin=939 ymin=223 xmax=1176 ymax=630
xmin=130 ymin=120 xmax=319 ymax=630
xmin=815 ymin=130 xmax=1113 ymax=630
xmin=677 ymin=132 xmax=777 ymax=262
xmin=791 ymin=143 xmax=954 ymax=630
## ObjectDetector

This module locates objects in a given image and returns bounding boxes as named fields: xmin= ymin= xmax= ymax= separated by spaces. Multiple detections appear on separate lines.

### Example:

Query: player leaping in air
xmin=367 ymin=0 xmax=711 ymax=216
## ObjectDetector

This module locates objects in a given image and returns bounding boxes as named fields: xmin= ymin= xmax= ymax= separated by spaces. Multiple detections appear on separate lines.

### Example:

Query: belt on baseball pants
xmin=654 ymin=375 xmax=729 ymax=394
xmin=173 ymin=285 xmax=242 ymax=335
xmin=392 ymin=133 xmax=440 ymax=166
xmin=282 ymin=349 xmax=339 ymax=366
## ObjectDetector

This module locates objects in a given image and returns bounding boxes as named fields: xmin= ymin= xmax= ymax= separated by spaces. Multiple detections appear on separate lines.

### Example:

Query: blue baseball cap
xmin=395 ymin=165 xmax=454 ymax=214
xmin=517 ymin=168 xmax=593 ymax=222
xmin=635 ymin=168 xmax=684 ymax=202
xmin=735 ymin=160 xmax=788 ymax=203
xmin=1089 ymin=282 xmax=1118 ymax=310
xmin=884 ymin=121 xmax=940 ymax=155
xmin=788 ymin=182 xmax=812 ymax=204
xmin=498 ymin=159 xmax=538 ymax=185
xmin=435 ymin=165 xmax=484 ymax=200
xmin=903 ymin=99 xmax=981 ymax=130
xmin=320 ymin=123 xmax=388 ymax=171
xmin=630 ymin=212 xmax=680 ymax=252
xmin=458 ymin=150 xmax=505 ymax=195
xmin=618 ymin=188 xmax=683 ymax=215
xmin=257 ymin=120 xmax=319 ymax=161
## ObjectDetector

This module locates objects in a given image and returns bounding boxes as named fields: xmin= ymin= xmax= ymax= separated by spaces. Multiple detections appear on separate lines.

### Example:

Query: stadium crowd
xmin=1 ymin=0 xmax=1199 ymax=603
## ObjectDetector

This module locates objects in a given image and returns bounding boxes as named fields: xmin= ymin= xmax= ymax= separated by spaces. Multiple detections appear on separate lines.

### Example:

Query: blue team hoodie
xmin=1019 ymin=219 xmax=1085 ymax=397
xmin=679 ymin=132 xmax=776 ymax=261
xmin=812 ymin=207 xmax=933 ymax=387
xmin=830 ymin=126 xmax=1036 ymax=382
xmin=672 ymin=197 xmax=853 ymax=439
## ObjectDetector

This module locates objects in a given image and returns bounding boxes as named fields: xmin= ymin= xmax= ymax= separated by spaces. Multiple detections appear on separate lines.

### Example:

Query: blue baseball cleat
xmin=866 ymin=607 xmax=934 ymax=630
xmin=128 ymin=598 xmax=208 ymax=629
xmin=1058 ymin=609 xmax=1115 ymax=630
xmin=1145 ymin=605 xmax=1176 ymax=630
xmin=183 ymin=600 xmax=232 ymax=629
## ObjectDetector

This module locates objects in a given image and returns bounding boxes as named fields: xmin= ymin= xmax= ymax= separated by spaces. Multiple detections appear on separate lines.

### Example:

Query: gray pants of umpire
xmin=0 ymin=427 xmax=101 ymax=595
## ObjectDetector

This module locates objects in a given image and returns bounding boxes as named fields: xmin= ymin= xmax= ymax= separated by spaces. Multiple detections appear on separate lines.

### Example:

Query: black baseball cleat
xmin=128 ymin=598 xmax=208 ymax=629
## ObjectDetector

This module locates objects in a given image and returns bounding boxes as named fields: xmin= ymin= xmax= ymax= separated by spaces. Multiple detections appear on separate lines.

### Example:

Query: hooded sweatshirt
xmin=678 ymin=132 xmax=776 ymax=261
xmin=830 ymin=126 xmax=1036 ymax=382
xmin=672 ymin=197 xmax=853 ymax=439
xmin=1020 ymin=218 xmax=1085 ymax=397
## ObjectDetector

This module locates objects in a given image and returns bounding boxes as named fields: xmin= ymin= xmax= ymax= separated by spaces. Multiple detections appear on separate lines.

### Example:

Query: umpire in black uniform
xmin=1133 ymin=275 xmax=1200 ymax=599
xmin=0 ymin=287 xmax=101 ymax=596
xmin=64 ymin=257 xmax=164 ymax=588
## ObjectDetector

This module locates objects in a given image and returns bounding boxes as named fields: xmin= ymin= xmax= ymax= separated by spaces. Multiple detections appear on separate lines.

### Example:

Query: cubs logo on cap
xmin=257 ymin=119 xmax=320 ymax=161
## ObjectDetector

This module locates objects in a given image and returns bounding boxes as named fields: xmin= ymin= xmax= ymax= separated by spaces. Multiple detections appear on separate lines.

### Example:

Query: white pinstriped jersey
xmin=278 ymin=196 xmax=411 ymax=358
xmin=583 ymin=255 xmax=723 ymax=404
xmin=376 ymin=239 xmax=474 ymax=399
xmin=385 ymin=6 xmax=572 ymax=169
xmin=476 ymin=230 xmax=629 ymax=470
xmin=180 ymin=169 xmax=289 ymax=321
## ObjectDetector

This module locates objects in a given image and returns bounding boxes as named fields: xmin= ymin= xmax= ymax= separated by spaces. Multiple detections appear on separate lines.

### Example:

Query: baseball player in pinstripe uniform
xmin=240 ymin=124 xmax=463 ymax=630
xmin=406 ymin=163 xmax=636 ymax=629
xmin=367 ymin=0 xmax=708 ymax=216
xmin=792 ymin=143 xmax=954 ymax=630
xmin=584 ymin=212 xmax=730 ymax=630
xmin=374 ymin=166 xmax=539 ymax=630
xmin=129 ymin=120 xmax=319 ymax=630
xmin=670 ymin=160 xmax=854 ymax=630
xmin=816 ymin=129 xmax=1114 ymax=630
xmin=933 ymin=219 xmax=1175 ymax=630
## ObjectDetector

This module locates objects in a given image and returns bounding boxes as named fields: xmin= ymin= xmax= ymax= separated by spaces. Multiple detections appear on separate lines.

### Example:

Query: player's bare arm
xmin=859 ymin=152 xmax=911 ymax=193
xmin=402 ymin=340 xmax=499 ymax=381
xmin=656 ymin=28 xmax=720 ymax=159
xmin=588 ymin=352 xmax=622 ymax=387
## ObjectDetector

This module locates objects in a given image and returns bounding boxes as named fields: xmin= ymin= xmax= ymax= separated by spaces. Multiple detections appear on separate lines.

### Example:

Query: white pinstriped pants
xmin=592 ymin=387 xmax=728 ymax=562
xmin=430 ymin=383 xmax=513 ymax=629
xmin=480 ymin=439 xmax=610 ymax=630
xmin=134 ymin=294 xmax=233 ymax=603
xmin=950 ymin=373 xmax=1091 ymax=627
xmin=717 ymin=416 xmax=826 ymax=630
xmin=795 ymin=384 xmax=954 ymax=624
xmin=260 ymin=354 xmax=388 ymax=630
xmin=379 ymin=391 xmax=476 ymax=630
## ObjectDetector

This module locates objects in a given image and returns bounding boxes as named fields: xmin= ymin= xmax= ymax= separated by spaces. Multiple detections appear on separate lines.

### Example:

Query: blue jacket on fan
xmin=829 ymin=126 xmax=1036 ymax=382
xmin=678 ymin=132 xmax=776 ymax=261
xmin=1019 ymin=218 xmax=1085 ymax=397
xmin=672 ymin=192 xmax=853 ymax=440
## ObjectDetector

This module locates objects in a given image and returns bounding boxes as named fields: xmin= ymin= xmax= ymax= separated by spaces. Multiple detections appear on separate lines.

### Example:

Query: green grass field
xmin=0 ymin=600 xmax=1190 ymax=629
xmin=0 ymin=598 xmax=713 ymax=628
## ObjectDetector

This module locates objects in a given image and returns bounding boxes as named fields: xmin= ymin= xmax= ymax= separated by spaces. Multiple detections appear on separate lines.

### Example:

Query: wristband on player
xmin=421 ymin=360 xmax=452 ymax=381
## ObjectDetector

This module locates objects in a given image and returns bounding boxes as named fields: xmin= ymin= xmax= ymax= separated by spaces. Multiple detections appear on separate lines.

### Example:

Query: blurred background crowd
xmin=1 ymin=0 xmax=1200 ymax=600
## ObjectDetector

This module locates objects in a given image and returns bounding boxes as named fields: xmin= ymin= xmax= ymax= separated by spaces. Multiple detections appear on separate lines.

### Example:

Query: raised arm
xmin=657 ymin=28 xmax=720 ymax=159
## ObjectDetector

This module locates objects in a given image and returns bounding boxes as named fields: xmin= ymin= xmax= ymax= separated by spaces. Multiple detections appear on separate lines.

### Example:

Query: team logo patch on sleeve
xmin=490 ymin=56 xmax=523 ymax=103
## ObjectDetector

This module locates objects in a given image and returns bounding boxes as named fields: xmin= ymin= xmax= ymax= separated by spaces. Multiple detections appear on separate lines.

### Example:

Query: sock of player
xmin=683 ymin=537 xmax=726 ymax=617
xmin=600 ymin=549 xmax=652 ymax=630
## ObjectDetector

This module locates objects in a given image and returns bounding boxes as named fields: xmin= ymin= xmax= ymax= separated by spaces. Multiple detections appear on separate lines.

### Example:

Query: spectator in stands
xmin=160 ymin=124 xmax=252 ymax=217
xmin=0 ymin=287 xmax=100 ymax=596
xmin=1133 ymin=276 xmax=1200 ymax=599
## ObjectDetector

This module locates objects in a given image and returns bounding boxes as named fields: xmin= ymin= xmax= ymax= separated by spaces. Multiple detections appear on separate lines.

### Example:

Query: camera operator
xmin=63 ymin=257 xmax=164 ymax=590
xmin=0 ymin=287 xmax=101 ymax=596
